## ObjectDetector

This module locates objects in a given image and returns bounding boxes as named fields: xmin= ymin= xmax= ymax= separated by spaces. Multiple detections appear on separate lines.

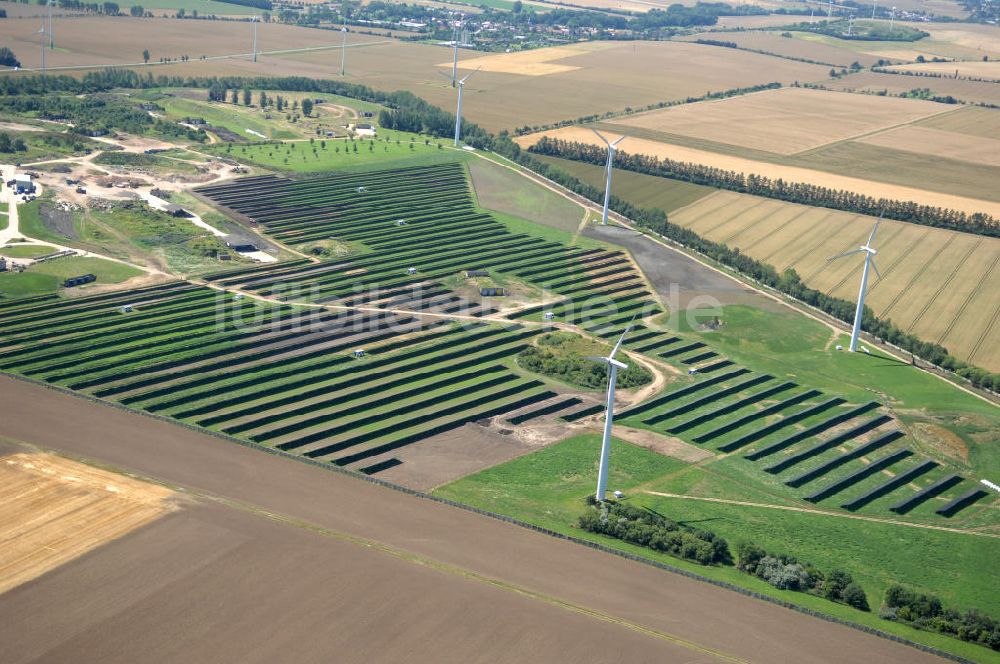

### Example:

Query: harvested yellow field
xmin=610 ymin=87 xmax=950 ymax=155
xmin=857 ymin=125 xmax=1000 ymax=166
xmin=888 ymin=60 xmax=1000 ymax=81
xmin=668 ymin=191 xmax=1000 ymax=370
xmin=917 ymin=105 xmax=1000 ymax=139
xmin=515 ymin=126 xmax=1000 ymax=218
xmin=826 ymin=71 xmax=1000 ymax=106
xmin=439 ymin=42 xmax=617 ymax=76
xmin=0 ymin=452 xmax=175 ymax=594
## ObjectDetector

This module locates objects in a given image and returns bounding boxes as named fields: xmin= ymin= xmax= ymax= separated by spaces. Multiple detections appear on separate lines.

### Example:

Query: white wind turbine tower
xmin=872 ymin=0 xmax=878 ymax=19
xmin=827 ymin=217 xmax=883 ymax=352
xmin=450 ymin=13 xmax=464 ymax=87
xmin=446 ymin=67 xmax=478 ymax=146
xmin=591 ymin=128 xmax=625 ymax=226
xmin=250 ymin=16 xmax=259 ymax=62
xmin=34 ymin=24 xmax=49 ymax=72
xmin=47 ymin=0 xmax=54 ymax=50
xmin=340 ymin=18 xmax=348 ymax=76
xmin=588 ymin=321 xmax=634 ymax=502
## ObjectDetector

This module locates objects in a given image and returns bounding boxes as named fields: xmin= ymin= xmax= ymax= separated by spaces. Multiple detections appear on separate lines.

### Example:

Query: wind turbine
xmin=450 ymin=13 xmax=464 ymax=88
xmin=588 ymin=321 xmax=634 ymax=502
xmin=339 ymin=19 xmax=348 ymax=76
xmin=889 ymin=6 xmax=896 ymax=32
xmin=827 ymin=217 xmax=883 ymax=353
xmin=250 ymin=16 xmax=259 ymax=62
xmin=445 ymin=67 xmax=478 ymax=146
xmin=590 ymin=128 xmax=625 ymax=226
xmin=872 ymin=0 xmax=878 ymax=19
xmin=34 ymin=24 xmax=48 ymax=72
xmin=47 ymin=0 xmax=54 ymax=49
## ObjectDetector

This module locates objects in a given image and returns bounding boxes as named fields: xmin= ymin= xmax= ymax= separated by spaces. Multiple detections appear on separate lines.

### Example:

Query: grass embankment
xmin=0 ymin=256 xmax=142 ymax=299
xmin=468 ymin=155 xmax=585 ymax=234
xmin=435 ymin=434 xmax=1000 ymax=663
xmin=0 ymin=245 xmax=57 ymax=258
xmin=211 ymin=131 xmax=466 ymax=173
xmin=532 ymin=154 xmax=715 ymax=213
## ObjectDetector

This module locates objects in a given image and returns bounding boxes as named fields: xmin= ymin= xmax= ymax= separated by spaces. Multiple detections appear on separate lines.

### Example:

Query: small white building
xmin=354 ymin=123 xmax=377 ymax=138
xmin=13 ymin=174 xmax=33 ymax=194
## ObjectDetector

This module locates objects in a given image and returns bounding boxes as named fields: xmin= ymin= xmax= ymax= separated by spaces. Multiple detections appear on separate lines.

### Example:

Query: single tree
xmin=301 ymin=98 xmax=313 ymax=116
xmin=0 ymin=47 xmax=20 ymax=68
xmin=243 ymin=88 xmax=251 ymax=105
xmin=142 ymin=48 xmax=150 ymax=63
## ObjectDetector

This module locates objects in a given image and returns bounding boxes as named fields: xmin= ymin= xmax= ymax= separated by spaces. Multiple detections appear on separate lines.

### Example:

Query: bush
xmin=578 ymin=500 xmax=730 ymax=566
xmin=736 ymin=542 xmax=869 ymax=610
xmin=883 ymin=585 xmax=999 ymax=650
xmin=843 ymin=583 xmax=870 ymax=611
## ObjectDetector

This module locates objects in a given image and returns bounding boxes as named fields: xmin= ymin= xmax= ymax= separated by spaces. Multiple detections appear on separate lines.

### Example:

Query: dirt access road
xmin=0 ymin=375 xmax=951 ymax=664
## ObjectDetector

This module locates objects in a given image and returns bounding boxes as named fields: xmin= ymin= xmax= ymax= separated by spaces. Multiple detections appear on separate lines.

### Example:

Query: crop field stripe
xmin=756 ymin=413 xmax=889 ymax=469
xmin=619 ymin=369 xmax=750 ymax=419
xmin=936 ymin=252 xmax=1000 ymax=345
xmin=644 ymin=374 xmax=773 ymax=426
xmin=904 ymin=238 xmax=983 ymax=333
xmin=280 ymin=373 xmax=522 ymax=454
xmin=936 ymin=488 xmax=991 ymax=517
xmin=716 ymin=397 xmax=847 ymax=453
xmin=785 ymin=430 xmax=905 ymax=488
xmin=329 ymin=387 xmax=556 ymax=467
xmin=840 ymin=460 xmax=939 ymax=511
xmin=889 ymin=473 xmax=963 ymax=514
xmin=665 ymin=381 xmax=795 ymax=435
xmin=692 ymin=389 xmax=823 ymax=443
xmin=507 ymin=397 xmax=584 ymax=425
xmin=744 ymin=402 xmax=883 ymax=461
xmin=804 ymin=449 xmax=914 ymax=503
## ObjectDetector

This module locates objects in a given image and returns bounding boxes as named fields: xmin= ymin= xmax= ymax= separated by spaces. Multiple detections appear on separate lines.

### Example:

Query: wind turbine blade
xmin=868 ymin=219 xmax=880 ymax=247
xmin=610 ymin=317 xmax=636 ymax=358
xmin=459 ymin=66 xmax=481 ymax=83
xmin=585 ymin=355 xmax=610 ymax=364
xmin=827 ymin=248 xmax=864 ymax=261
xmin=608 ymin=358 xmax=628 ymax=370
xmin=610 ymin=135 xmax=626 ymax=148
xmin=871 ymin=258 xmax=883 ymax=281
xmin=590 ymin=127 xmax=610 ymax=146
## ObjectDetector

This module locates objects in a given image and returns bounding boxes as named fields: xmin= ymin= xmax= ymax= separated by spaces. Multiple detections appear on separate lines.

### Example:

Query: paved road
xmin=0 ymin=375 xmax=951 ymax=664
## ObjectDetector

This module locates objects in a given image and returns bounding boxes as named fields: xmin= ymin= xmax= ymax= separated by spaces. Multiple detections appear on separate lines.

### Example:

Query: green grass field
xmin=213 ymin=132 xmax=468 ymax=173
xmin=434 ymin=434 xmax=1000 ymax=663
xmin=0 ymin=245 xmax=57 ymax=258
xmin=533 ymin=154 xmax=715 ymax=213
xmin=0 ymin=256 xmax=141 ymax=299
xmin=468 ymin=157 xmax=584 ymax=234
xmin=132 ymin=0 xmax=261 ymax=16
xmin=159 ymin=96 xmax=300 ymax=141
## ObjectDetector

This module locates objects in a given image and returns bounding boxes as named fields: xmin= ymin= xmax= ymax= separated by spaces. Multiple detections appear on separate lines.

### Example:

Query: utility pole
xmin=251 ymin=16 xmax=258 ymax=62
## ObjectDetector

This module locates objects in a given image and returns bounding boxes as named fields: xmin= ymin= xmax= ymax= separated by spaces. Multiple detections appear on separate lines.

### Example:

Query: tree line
xmin=529 ymin=137 xmax=1000 ymax=238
